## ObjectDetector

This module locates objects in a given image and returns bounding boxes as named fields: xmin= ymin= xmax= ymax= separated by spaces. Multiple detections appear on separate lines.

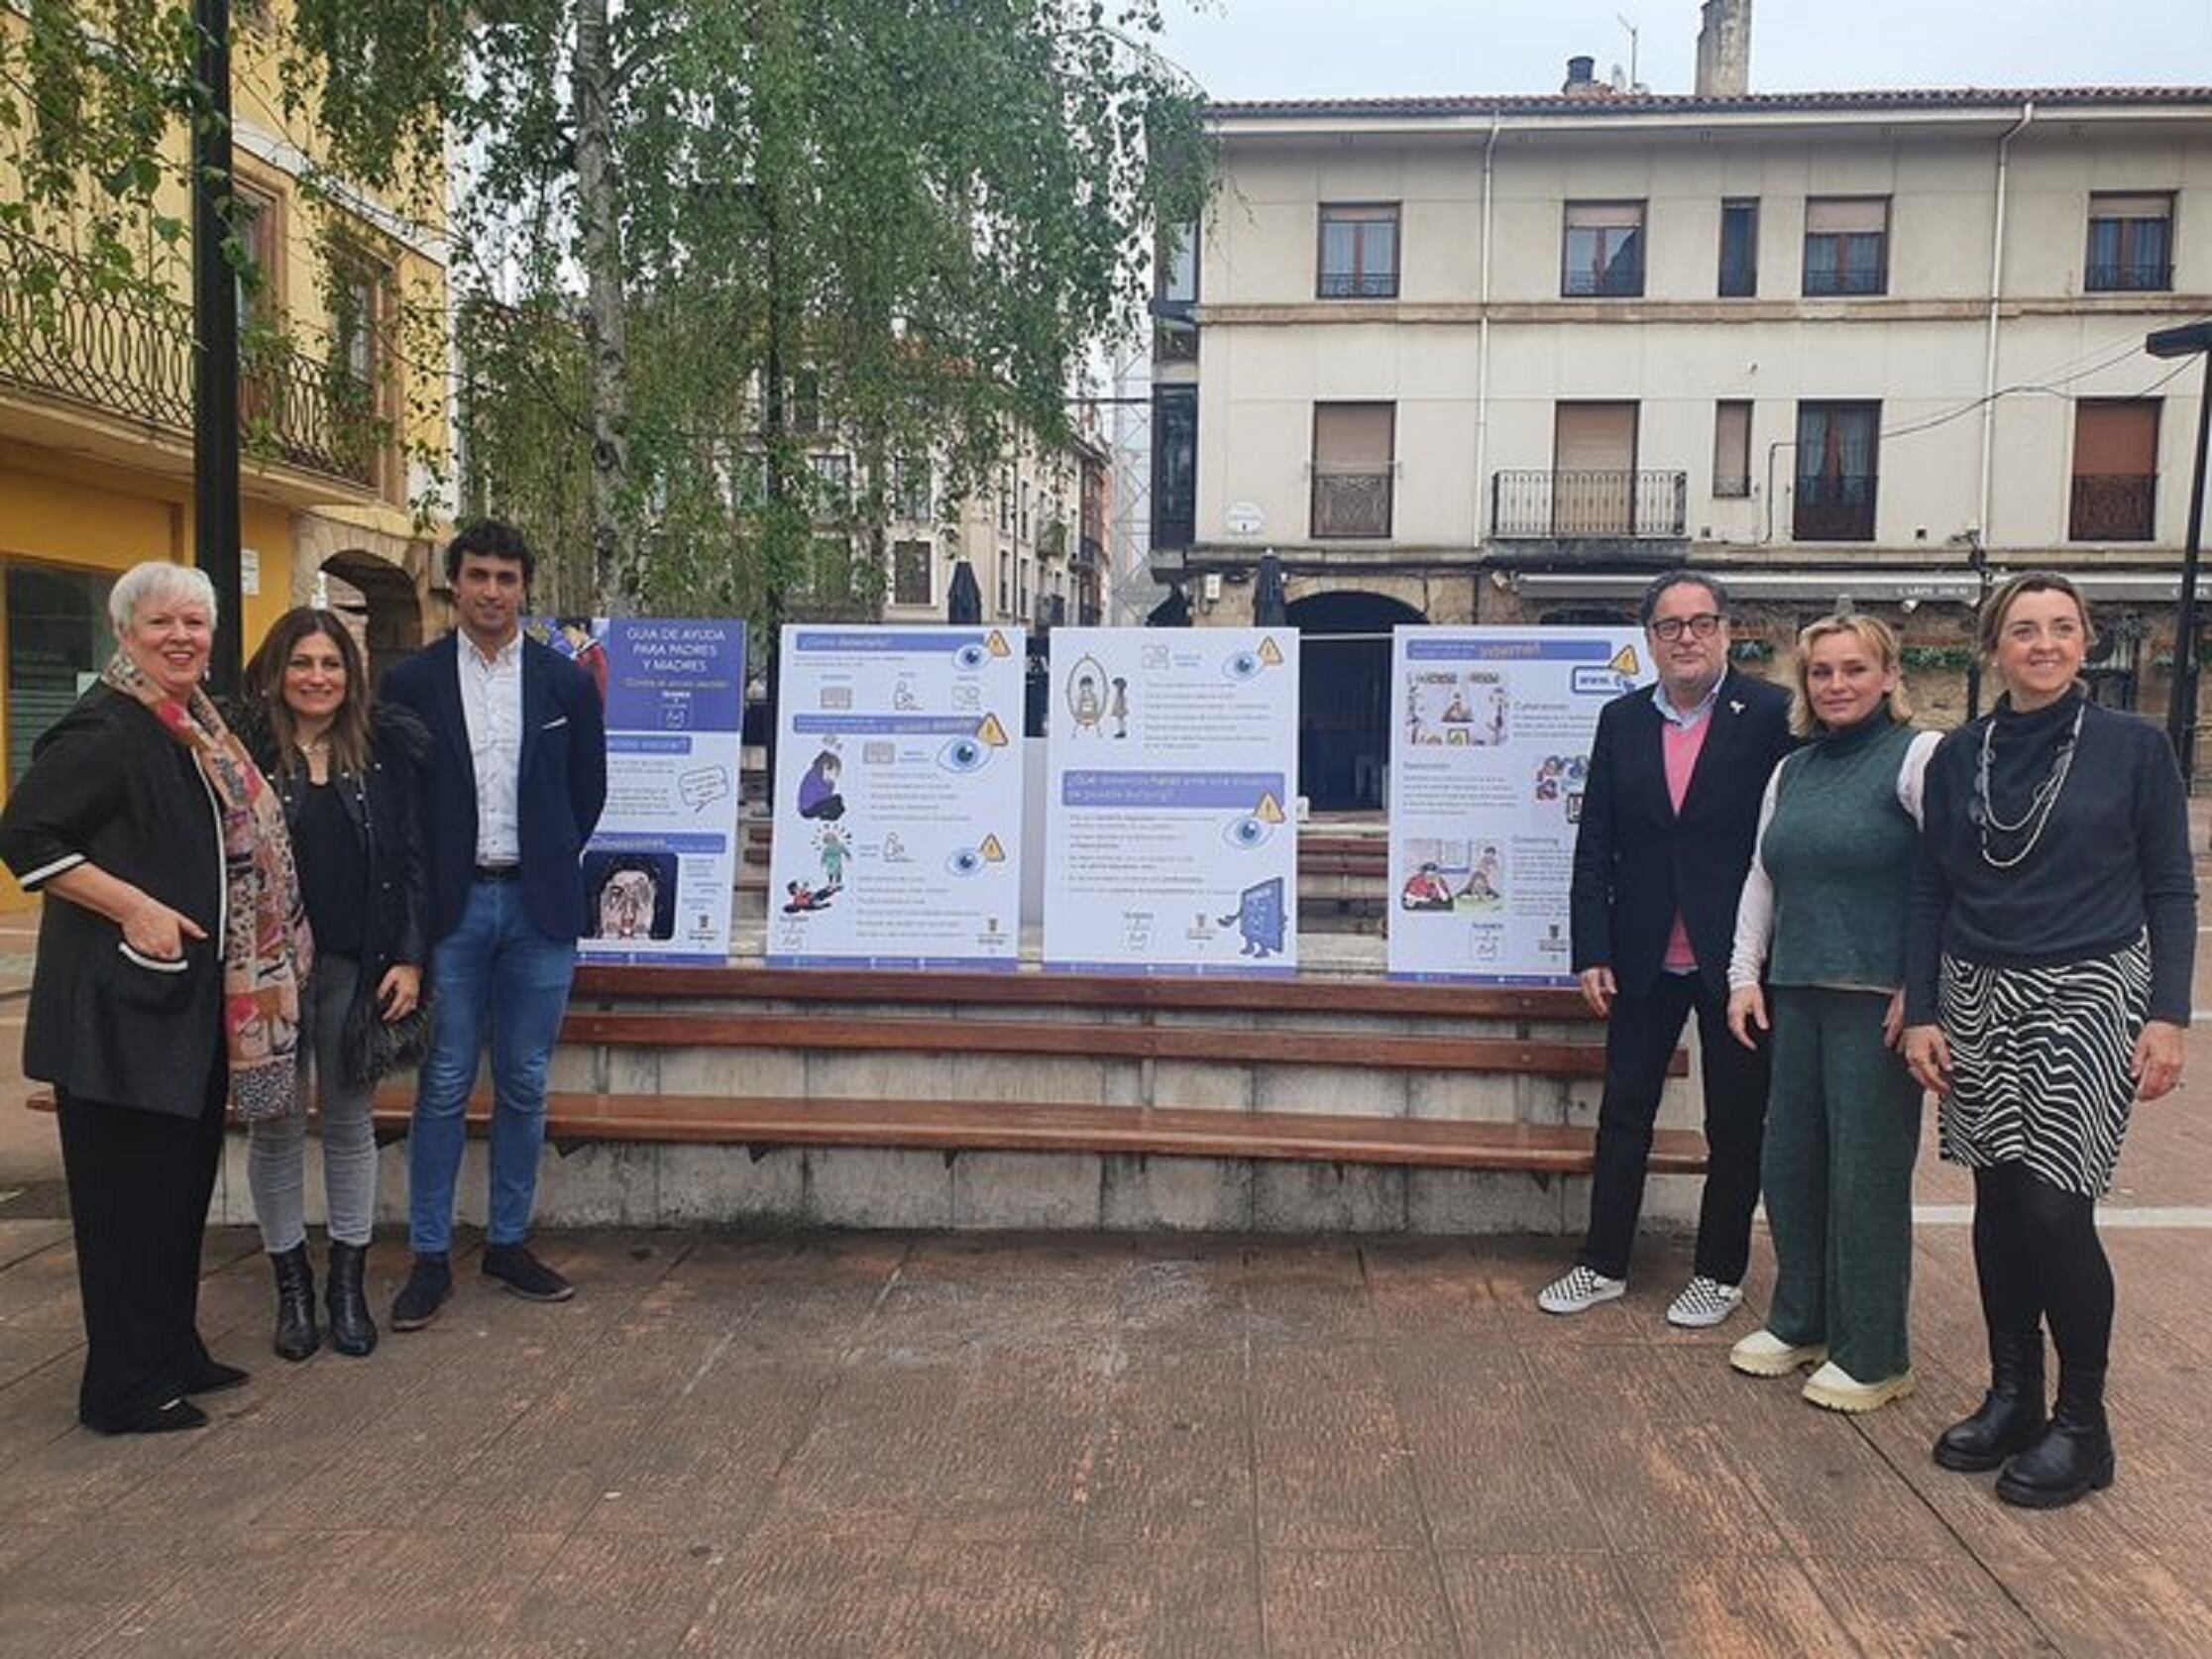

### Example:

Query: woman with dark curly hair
xmin=234 ymin=608 xmax=431 ymax=1363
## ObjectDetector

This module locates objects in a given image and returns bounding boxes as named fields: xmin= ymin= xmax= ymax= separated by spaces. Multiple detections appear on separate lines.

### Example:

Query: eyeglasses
xmin=1649 ymin=613 xmax=1724 ymax=642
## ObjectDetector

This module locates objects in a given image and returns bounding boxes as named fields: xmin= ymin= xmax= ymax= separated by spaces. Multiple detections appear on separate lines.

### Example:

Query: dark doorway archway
xmin=319 ymin=550 xmax=423 ymax=689
xmin=1288 ymin=589 xmax=1425 ymax=812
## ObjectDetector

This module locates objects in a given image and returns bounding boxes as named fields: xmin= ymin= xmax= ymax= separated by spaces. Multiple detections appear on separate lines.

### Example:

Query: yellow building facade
xmin=0 ymin=8 xmax=453 ymax=907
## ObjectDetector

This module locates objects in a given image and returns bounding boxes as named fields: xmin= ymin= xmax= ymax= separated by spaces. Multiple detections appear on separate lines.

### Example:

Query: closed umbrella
xmin=946 ymin=559 xmax=983 ymax=624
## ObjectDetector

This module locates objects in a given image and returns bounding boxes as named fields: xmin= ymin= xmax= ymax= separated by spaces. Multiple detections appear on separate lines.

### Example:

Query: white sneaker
xmin=1802 ymin=1362 xmax=1918 ymax=1414
xmin=1729 ymin=1328 xmax=1828 ymax=1378
xmin=1666 ymin=1275 xmax=1744 ymax=1329
xmin=1536 ymin=1266 xmax=1626 ymax=1315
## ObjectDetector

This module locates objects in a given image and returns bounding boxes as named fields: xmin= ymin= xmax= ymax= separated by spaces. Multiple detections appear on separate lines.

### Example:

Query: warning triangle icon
xmin=979 ymin=833 xmax=1006 ymax=862
xmin=1256 ymin=792 xmax=1285 ymax=825
xmin=1608 ymin=644 xmax=1641 ymax=677
xmin=975 ymin=714 xmax=1010 ymax=746
xmin=985 ymin=630 xmax=1012 ymax=657
xmin=1258 ymin=636 xmax=1284 ymax=666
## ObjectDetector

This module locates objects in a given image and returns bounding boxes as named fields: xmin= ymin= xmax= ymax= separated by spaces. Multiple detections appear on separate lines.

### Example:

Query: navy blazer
xmin=380 ymin=632 xmax=608 ymax=944
xmin=1568 ymin=666 xmax=1795 ymax=999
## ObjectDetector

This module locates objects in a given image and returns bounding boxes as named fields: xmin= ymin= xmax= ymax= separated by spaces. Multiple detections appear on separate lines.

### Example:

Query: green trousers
xmin=1761 ymin=986 xmax=1924 ymax=1382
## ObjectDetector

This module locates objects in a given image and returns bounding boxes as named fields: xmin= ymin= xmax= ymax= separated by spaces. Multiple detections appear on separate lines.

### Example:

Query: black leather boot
xmin=325 ymin=1240 xmax=379 ymax=1358
xmin=270 ymin=1244 xmax=320 ymax=1362
xmin=1997 ymin=1368 xmax=2115 ymax=1508
xmin=1933 ymin=1325 xmax=2046 ymax=1473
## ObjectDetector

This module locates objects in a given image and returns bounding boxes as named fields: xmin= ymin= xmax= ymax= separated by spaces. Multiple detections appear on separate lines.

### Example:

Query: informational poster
xmin=1386 ymin=627 xmax=1652 ymax=985
xmin=530 ymin=616 xmax=746 ymax=965
xmin=767 ymin=625 xmax=1026 ymax=970
xmin=1043 ymin=626 xmax=1299 ymax=976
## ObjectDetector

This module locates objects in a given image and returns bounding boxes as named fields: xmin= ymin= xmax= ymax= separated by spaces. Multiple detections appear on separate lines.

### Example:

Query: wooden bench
xmin=25 ymin=968 xmax=1706 ymax=1183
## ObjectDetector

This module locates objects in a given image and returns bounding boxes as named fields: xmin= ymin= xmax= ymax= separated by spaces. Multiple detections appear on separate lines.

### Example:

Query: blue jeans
xmin=409 ymin=879 xmax=577 ymax=1254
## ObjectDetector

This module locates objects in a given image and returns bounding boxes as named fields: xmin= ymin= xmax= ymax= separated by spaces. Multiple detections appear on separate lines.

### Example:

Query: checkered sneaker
xmin=1536 ymin=1265 xmax=1626 ymax=1315
xmin=1666 ymin=1275 xmax=1744 ymax=1328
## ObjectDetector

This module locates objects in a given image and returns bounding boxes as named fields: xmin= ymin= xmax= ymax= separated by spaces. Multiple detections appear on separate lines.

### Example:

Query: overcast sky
xmin=1151 ymin=0 xmax=2212 ymax=101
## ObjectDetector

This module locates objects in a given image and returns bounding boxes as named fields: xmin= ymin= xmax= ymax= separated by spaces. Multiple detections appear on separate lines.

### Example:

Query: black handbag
xmin=339 ymin=980 xmax=437 ymax=1087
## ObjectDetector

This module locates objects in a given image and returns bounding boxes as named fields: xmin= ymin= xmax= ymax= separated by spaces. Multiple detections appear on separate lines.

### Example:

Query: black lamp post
xmin=2147 ymin=321 xmax=2212 ymax=779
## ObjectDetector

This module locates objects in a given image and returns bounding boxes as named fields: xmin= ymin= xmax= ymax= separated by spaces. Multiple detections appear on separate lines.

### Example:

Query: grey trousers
xmin=248 ymin=954 xmax=378 ymax=1252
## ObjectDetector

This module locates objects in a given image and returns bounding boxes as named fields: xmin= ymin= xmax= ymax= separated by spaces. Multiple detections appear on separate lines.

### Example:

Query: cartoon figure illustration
xmin=1441 ymin=689 xmax=1472 ymax=723
xmin=1065 ymin=653 xmax=1109 ymax=736
xmin=1110 ymin=676 xmax=1130 ymax=738
xmin=1218 ymin=876 xmax=1288 ymax=958
xmin=597 ymin=866 xmax=657 ymax=940
xmin=797 ymin=748 xmax=845 ymax=820
xmin=1476 ymin=844 xmax=1502 ymax=893
xmin=555 ymin=617 xmax=610 ymax=703
xmin=1399 ymin=862 xmax=1455 ymax=912
xmin=782 ymin=878 xmax=838 ymax=914
xmin=893 ymin=683 xmax=920 ymax=712
xmin=1487 ymin=686 xmax=1508 ymax=745
xmin=818 ymin=826 xmax=850 ymax=887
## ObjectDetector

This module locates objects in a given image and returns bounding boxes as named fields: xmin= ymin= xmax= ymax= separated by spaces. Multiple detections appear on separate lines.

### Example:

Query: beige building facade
xmin=1153 ymin=80 xmax=2212 ymax=803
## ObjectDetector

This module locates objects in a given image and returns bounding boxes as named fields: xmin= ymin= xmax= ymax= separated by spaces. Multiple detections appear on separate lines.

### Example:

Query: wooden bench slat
xmin=570 ymin=964 xmax=1597 ymax=1023
xmin=557 ymin=1011 xmax=1670 ymax=1078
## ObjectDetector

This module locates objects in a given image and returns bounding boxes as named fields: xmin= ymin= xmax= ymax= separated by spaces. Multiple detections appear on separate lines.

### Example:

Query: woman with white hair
xmin=0 ymin=561 xmax=311 ymax=1434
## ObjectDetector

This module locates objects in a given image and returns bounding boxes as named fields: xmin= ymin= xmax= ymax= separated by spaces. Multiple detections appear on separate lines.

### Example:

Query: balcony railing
xmin=1075 ymin=533 xmax=1103 ymax=571
xmin=2070 ymin=474 xmax=2157 ymax=541
xmin=1490 ymin=470 xmax=1688 ymax=538
xmin=0 ymin=230 xmax=384 ymax=491
xmin=2085 ymin=261 xmax=2172 ymax=292
xmin=1562 ymin=264 xmax=1645 ymax=298
xmin=1311 ymin=468 xmax=1393 ymax=538
xmin=1317 ymin=271 xmax=1397 ymax=299
xmin=1793 ymin=475 xmax=1878 ymax=541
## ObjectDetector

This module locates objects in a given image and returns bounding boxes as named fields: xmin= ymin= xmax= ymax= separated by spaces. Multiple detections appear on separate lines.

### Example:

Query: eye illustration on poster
xmin=1387 ymin=629 xmax=1649 ymax=985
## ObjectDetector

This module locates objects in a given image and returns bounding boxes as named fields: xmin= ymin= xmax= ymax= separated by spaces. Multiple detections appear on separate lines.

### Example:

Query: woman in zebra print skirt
xmin=1902 ymin=572 xmax=2195 ymax=1509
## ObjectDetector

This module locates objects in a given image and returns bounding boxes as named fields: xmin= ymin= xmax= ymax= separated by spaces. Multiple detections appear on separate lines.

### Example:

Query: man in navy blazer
xmin=379 ymin=520 xmax=608 ymax=1328
xmin=1539 ymin=571 xmax=1794 ymax=1328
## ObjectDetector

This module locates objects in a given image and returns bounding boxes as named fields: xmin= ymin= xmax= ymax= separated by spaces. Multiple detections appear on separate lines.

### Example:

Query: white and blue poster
xmin=531 ymin=617 xmax=746 ymax=965
xmin=768 ymin=625 xmax=1026 ymax=970
xmin=1043 ymin=626 xmax=1299 ymax=976
xmin=1386 ymin=627 xmax=1651 ymax=985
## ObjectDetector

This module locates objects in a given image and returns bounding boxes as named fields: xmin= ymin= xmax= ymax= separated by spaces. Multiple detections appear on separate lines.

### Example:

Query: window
xmin=1714 ymin=401 xmax=1752 ymax=498
xmin=2086 ymin=193 xmax=2173 ymax=292
xmin=329 ymin=249 xmax=387 ymax=388
xmin=1551 ymin=402 xmax=1638 ymax=534
xmin=1794 ymin=401 xmax=1880 ymax=541
xmin=1151 ymin=387 xmax=1196 ymax=549
xmin=1562 ymin=201 xmax=1645 ymax=297
xmin=808 ymin=451 xmax=852 ymax=510
xmin=1019 ymin=480 xmax=1031 ymax=544
xmin=1317 ymin=203 xmax=1399 ymax=299
xmin=893 ymin=455 xmax=932 ymax=520
xmin=1311 ymin=402 xmax=1394 ymax=539
xmin=891 ymin=538 xmax=934 ymax=606
xmin=2070 ymin=400 xmax=2159 ymax=541
xmin=1718 ymin=199 xmax=1758 ymax=297
xmin=790 ymin=370 xmax=822 ymax=434
xmin=1803 ymin=198 xmax=1888 ymax=295
xmin=1156 ymin=221 xmax=1199 ymax=362
xmin=6 ymin=563 xmax=117 ymax=788
xmin=232 ymin=182 xmax=280 ymax=330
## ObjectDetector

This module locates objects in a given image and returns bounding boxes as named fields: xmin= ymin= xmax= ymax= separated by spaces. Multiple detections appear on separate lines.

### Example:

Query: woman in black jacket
xmin=235 ymin=608 xmax=431 ymax=1361
xmin=0 ymin=562 xmax=310 ymax=1433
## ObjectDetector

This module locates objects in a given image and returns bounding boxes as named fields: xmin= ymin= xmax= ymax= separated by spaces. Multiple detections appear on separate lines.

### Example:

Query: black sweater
xmin=1905 ymin=690 xmax=2196 ymax=1026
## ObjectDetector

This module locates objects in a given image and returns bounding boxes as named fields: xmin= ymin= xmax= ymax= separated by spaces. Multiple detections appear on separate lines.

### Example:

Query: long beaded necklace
xmin=1971 ymin=701 xmax=2085 ymax=869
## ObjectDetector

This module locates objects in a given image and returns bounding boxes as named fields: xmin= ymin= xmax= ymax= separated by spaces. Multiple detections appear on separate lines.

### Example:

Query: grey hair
xmin=108 ymin=561 xmax=218 ymax=637
xmin=1638 ymin=569 xmax=1732 ymax=627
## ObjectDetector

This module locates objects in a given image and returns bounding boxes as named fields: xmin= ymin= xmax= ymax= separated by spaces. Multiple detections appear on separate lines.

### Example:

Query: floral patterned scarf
xmin=102 ymin=652 xmax=312 ymax=1120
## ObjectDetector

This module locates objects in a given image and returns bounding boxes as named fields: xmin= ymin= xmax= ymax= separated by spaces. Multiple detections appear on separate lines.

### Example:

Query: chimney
xmin=1695 ymin=0 xmax=1752 ymax=98
xmin=1562 ymin=55 xmax=1602 ymax=98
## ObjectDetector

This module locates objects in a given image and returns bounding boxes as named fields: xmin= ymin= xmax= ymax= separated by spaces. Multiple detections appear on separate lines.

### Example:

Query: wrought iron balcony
xmin=2070 ymin=474 xmax=2157 ymax=541
xmin=0 ymin=229 xmax=384 ymax=491
xmin=1311 ymin=468 xmax=1392 ymax=538
xmin=1792 ymin=475 xmax=1878 ymax=542
xmin=1490 ymin=470 xmax=1688 ymax=538
xmin=2085 ymin=261 xmax=2172 ymax=293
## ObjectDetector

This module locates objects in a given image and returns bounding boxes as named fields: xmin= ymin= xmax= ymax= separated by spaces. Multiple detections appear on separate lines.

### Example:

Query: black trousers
xmin=55 ymin=1061 xmax=226 ymax=1431
xmin=1576 ymin=970 xmax=1771 ymax=1284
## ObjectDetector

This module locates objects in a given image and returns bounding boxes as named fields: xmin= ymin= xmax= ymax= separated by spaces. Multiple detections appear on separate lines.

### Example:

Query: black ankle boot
xmin=1933 ymin=1326 xmax=2046 ymax=1473
xmin=271 ymin=1244 xmax=320 ymax=1362
xmin=1998 ymin=1368 xmax=2115 ymax=1508
xmin=325 ymin=1240 xmax=378 ymax=1358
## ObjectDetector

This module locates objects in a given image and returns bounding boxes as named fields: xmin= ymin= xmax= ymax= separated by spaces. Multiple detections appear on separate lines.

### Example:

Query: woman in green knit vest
xmin=1723 ymin=614 xmax=1941 ymax=1411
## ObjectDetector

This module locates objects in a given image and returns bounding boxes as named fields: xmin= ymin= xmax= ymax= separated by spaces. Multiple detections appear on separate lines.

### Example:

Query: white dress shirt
xmin=458 ymin=630 xmax=523 ymax=865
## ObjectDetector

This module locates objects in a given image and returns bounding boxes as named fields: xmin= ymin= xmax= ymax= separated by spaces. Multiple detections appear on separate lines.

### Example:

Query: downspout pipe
xmin=1474 ymin=112 xmax=1502 ymax=564
xmin=1971 ymin=100 xmax=2034 ymax=717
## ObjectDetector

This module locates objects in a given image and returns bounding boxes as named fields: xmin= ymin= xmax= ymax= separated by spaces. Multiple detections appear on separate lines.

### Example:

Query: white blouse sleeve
xmin=1896 ymin=729 xmax=1943 ymax=827
xmin=1727 ymin=759 xmax=1786 ymax=990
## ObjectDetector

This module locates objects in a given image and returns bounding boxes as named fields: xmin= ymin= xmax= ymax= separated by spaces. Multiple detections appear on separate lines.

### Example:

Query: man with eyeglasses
xmin=1539 ymin=571 xmax=1794 ymax=1328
